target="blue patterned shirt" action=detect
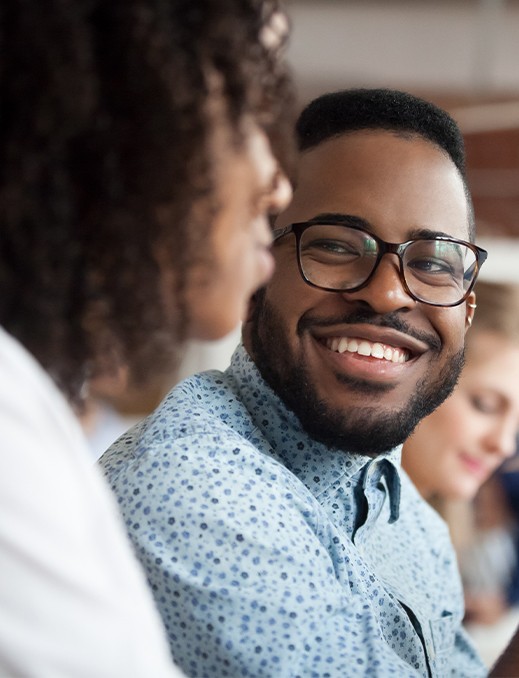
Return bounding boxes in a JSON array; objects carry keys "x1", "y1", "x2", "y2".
[{"x1": 100, "y1": 344, "x2": 486, "y2": 677}]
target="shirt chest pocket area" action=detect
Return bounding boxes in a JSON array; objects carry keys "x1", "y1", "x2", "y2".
[
  {"x1": 422, "y1": 609, "x2": 456, "y2": 674},
  {"x1": 429, "y1": 610, "x2": 455, "y2": 657},
  {"x1": 399, "y1": 601, "x2": 455, "y2": 673}
]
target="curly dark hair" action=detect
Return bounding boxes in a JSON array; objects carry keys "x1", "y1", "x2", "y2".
[{"x1": 0, "y1": 0, "x2": 295, "y2": 403}]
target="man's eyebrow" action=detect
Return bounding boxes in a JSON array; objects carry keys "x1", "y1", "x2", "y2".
[
  {"x1": 407, "y1": 227, "x2": 466, "y2": 240},
  {"x1": 308, "y1": 212, "x2": 372, "y2": 230}
]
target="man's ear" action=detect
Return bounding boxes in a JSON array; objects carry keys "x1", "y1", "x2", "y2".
[{"x1": 465, "y1": 291, "x2": 477, "y2": 332}]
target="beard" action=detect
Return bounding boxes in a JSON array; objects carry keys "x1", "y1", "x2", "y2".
[{"x1": 249, "y1": 290, "x2": 465, "y2": 456}]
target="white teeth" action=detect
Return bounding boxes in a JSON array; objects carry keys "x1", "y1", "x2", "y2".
[
  {"x1": 372, "y1": 343, "x2": 384, "y2": 359},
  {"x1": 357, "y1": 341, "x2": 372, "y2": 356},
  {"x1": 347, "y1": 339, "x2": 358, "y2": 353},
  {"x1": 323, "y1": 336, "x2": 409, "y2": 363},
  {"x1": 337, "y1": 337, "x2": 349, "y2": 354}
]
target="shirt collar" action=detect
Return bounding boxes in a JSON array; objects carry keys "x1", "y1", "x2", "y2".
[{"x1": 227, "y1": 343, "x2": 402, "y2": 520}]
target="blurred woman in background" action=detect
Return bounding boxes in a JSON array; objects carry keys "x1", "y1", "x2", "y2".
[{"x1": 403, "y1": 281, "x2": 519, "y2": 636}]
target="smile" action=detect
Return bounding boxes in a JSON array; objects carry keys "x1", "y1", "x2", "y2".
[{"x1": 322, "y1": 336, "x2": 410, "y2": 363}]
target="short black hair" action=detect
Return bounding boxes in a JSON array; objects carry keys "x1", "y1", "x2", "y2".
[
  {"x1": 296, "y1": 88, "x2": 474, "y2": 239},
  {"x1": 297, "y1": 88, "x2": 465, "y2": 173}
]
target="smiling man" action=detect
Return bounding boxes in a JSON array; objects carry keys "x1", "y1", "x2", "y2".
[
  {"x1": 101, "y1": 89, "x2": 490, "y2": 676},
  {"x1": 249, "y1": 110, "x2": 480, "y2": 456}
]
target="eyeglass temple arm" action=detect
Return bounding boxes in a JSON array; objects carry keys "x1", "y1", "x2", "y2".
[
  {"x1": 477, "y1": 247, "x2": 488, "y2": 265},
  {"x1": 463, "y1": 246, "x2": 488, "y2": 282},
  {"x1": 272, "y1": 225, "x2": 294, "y2": 241}
]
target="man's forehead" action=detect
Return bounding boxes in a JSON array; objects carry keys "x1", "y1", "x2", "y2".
[
  {"x1": 295, "y1": 129, "x2": 456, "y2": 179},
  {"x1": 277, "y1": 130, "x2": 470, "y2": 241}
]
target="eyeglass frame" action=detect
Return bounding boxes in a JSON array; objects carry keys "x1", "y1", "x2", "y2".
[{"x1": 272, "y1": 219, "x2": 488, "y2": 308}]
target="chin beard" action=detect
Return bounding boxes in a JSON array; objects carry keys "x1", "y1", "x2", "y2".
[{"x1": 249, "y1": 292, "x2": 465, "y2": 456}]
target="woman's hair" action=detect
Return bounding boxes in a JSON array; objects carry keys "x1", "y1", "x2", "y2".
[
  {"x1": 470, "y1": 281, "x2": 519, "y2": 345},
  {"x1": 0, "y1": 0, "x2": 295, "y2": 403}
]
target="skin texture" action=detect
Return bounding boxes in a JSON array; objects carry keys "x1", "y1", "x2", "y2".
[
  {"x1": 244, "y1": 130, "x2": 476, "y2": 455},
  {"x1": 403, "y1": 330, "x2": 519, "y2": 500},
  {"x1": 185, "y1": 122, "x2": 292, "y2": 340}
]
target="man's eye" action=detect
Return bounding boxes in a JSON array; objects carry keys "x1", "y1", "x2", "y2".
[
  {"x1": 408, "y1": 257, "x2": 454, "y2": 273},
  {"x1": 305, "y1": 239, "x2": 359, "y2": 255}
]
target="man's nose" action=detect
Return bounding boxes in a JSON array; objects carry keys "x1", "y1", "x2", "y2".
[{"x1": 341, "y1": 253, "x2": 416, "y2": 314}]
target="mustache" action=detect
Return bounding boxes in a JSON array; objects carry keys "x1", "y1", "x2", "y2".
[{"x1": 297, "y1": 308, "x2": 442, "y2": 352}]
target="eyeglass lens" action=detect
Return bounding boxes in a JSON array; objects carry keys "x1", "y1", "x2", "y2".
[{"x1": 299, "y1": 224, "x2": 478, "y2": 305}]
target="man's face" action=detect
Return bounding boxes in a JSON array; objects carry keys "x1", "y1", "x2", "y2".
[{"x1": 244, "y1": 130, "x2": 476, "y2": 455}]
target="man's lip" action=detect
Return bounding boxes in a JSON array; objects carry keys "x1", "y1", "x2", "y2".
[{"x1": 312, "y1": 324, "x2": 431, "y2": 357}]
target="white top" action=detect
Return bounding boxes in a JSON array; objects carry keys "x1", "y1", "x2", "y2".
[{"x1": 0, "y1": 327, "x2": 184, "y2": 678}]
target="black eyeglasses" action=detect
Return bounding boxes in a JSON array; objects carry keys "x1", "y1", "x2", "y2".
[{"x1": 273, "y1": 220, "x2": 488, "y2": 307}]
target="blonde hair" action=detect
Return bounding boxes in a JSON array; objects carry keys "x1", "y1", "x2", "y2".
[{"x1": 470, "y1": 281, "x2": 519, "y2": 345}]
